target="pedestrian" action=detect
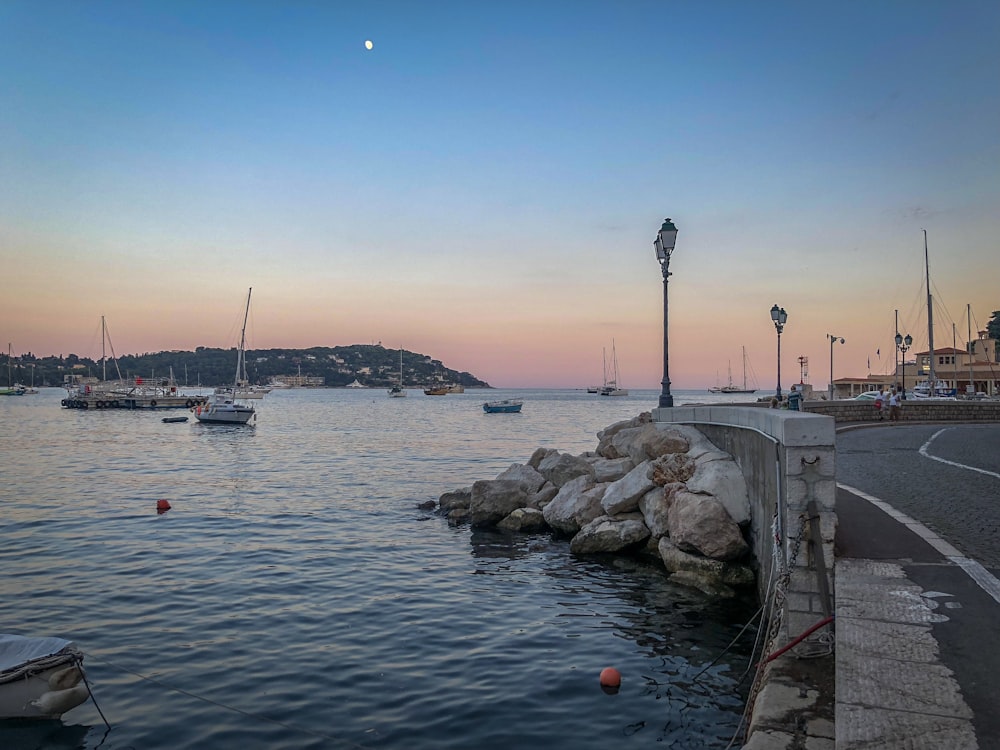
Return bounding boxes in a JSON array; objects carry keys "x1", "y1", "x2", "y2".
[
  {"x1": 787, "y1": 384, "x2": 802, "y2": 411},
  {"x1": 888, "y1": 388, "x2": 901, "y2": 423},
  {"x1": 874, "y1": 389, "x2": 884, "y2": 420}
]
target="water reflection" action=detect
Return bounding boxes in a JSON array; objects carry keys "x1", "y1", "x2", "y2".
[
  {"x1": 0, "y1": 719, "x2": 93, "y2": 750},
  {"x1": 465, "y1": 524, "x2": 757, "y2": 748}
]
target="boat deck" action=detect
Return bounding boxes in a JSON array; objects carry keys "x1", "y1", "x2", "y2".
[{"x1": 60, "y1": 394, "x2": 206, "y2": 410}]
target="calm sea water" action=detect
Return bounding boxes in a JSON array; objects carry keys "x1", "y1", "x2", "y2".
[{"x1": 1, "y1": 387, "x2": 760, "y2": 750}]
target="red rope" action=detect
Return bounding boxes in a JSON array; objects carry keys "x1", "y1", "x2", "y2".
[{"x1": 763, "y1": 615, "x2": 834, "y2": 664}]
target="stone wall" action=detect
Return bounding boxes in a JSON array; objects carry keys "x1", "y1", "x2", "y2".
[{"x1": 801, "y1": 399, "x2": 1000, "y2": 423}]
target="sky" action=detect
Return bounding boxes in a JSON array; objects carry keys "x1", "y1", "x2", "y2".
[{"x1": 2, "y1": 1, "x2": 998, "y2": 389}]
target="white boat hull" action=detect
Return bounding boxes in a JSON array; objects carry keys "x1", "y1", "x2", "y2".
[
  {"x1": 0, "y1": 636, "x2": 90, "y2": 719},
  {"x1": 194, "y1": 401, "x2": 255, "y2": 424}
]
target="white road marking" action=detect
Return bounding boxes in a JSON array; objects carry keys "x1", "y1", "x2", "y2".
[
  {"x1": 839, "y1": 482, "x2": 1000, "y2": 605},
  {"x1": 920, "y1": 428, "x2": 1000, "y2": 479}
]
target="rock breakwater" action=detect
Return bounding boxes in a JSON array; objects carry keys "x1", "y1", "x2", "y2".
[{"x1": 437, "y1": 413, "x2": 757, "y2": 597}]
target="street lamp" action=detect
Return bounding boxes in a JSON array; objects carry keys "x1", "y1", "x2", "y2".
[
  {"x1": 895, "y1": 332, "x2": 912, "y2": 399},
  {"x1": 827, "y1": 335, "x2": 845, "y2": 400},
  {"x1": 653, "y1": 218, "x2": 678, "y2": 408},
  {"x1": 770, "y1": 304, "x2": 788, "y2": 399}
]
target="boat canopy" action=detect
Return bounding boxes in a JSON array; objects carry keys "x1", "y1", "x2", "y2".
[{"x1": 0, "y1": 635, "x2": 74, "y2": 674}]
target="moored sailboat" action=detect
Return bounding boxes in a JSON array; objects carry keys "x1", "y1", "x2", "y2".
[
  {"x1": 708, "y1": 347, "x2": 757, "y2": 394},
  {"x1": 194, "y1": 288, "x2": 257, "y2": 425},
  {"x1": 599, "y1": 340, "x2": 628, "y2": 396},
  {"x1": 1, "y1": 344, "x2": 25, "y2": 396},
  {"x1": 388, "y1": 347, "x2": 406, "y2": 397}
]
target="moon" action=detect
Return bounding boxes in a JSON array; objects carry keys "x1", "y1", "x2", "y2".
[{"x1": 364, "y1": 40, "x2": 373, "y2": 50}]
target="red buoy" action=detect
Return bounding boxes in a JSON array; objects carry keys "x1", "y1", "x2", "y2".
[
  {"x1": 156, "y1": 499, "x2": 171, "y2": 513},
  {"x1": 599, "y1": 667, "x2": 621, "y2": 688}
]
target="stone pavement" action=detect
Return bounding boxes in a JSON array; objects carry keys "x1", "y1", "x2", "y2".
[
  {"x1": 833, "y1": 484, "x2": 998, "y2": 749},
  {"x1": 745, "y1": 480, "x2": 999, "y2": 749}
]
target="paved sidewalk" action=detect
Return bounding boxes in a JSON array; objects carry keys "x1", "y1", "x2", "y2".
[{"x1": 834, "y1": 485, "x2": 1000, "y2": 749}]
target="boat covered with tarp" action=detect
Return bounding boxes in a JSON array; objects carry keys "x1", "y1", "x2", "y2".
[{"x1": 0, "y1": 634, "x2": 91, "y2": 719}]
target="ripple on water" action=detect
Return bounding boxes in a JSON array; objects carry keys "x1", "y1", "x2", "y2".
[{"x1": 1, "y1": 389, "x2": 756, "y2": 750}]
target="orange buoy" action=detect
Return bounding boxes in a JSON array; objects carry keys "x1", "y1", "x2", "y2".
[
  {"x1": 599, "y1": 667, "x2": 621, "y2": 689},
  {"x1": 156, "y1": 499, "x2": 171, "y2": 513}
]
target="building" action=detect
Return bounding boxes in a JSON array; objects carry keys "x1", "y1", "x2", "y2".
[
  {"x1": 904, "y1": 334, "x2": 999, "y2": 396},
  {"x1": 830, "y1": 335, "x2": 999, "y2": 399}
]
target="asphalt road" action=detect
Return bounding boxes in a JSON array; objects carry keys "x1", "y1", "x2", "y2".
[
  {"x1": 836, "y1": 423, "x2": 1000, "y2": 569},
  {"x1": 836, "y1": 423, "x2": 1000, "y2": 747}
]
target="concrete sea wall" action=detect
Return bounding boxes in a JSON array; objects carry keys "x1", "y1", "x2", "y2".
[{"x1": 653, "y1": 405, "x2": 837, "y2": 749}]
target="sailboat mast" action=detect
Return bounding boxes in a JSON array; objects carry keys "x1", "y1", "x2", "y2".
[
  {"x1": 742, "y1": 346, "x2": 748, "y2": 390},
  {"x1": 235, "y1": 288, "x2": 252, "y2": 388},
  {"x1": 924, "y1": 230, "x2": 935, "y2": 388},
  {"x1": 968, "y1": 303, "x2": 975, "y2": 394},
  {"x1": 612, "y1": 339, "x2": 620, "y2": 386},
  {"x1": 101, "y1": 316, "x2": 106, "y2": 382}
]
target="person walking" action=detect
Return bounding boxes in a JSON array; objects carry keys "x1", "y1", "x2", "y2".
[
  {"x1": 888, "y1": 388, "x2": 901, "y2": 423},
  {"x1": 874, "y1": 389, "x2": 884, "y2": 420},
  {"x1": 787, "y1": 384, "x2": 802, "y2": 411}
]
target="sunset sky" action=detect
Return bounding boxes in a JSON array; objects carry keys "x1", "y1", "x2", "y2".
[{"x1": 2, "y1": 1, "x2": 998, "y2": 389}]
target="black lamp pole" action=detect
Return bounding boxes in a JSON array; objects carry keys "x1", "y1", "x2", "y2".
[
  {"x1": 770, "y1": 304, "x2": 787, "y2": 400},
  {"x1": 654, "y1": 219, "x2": 678, "y2": 409},
  {"x1": 895, "y1": 333, "x2": 912, "y2": 399},
  {"x1": 827, "y1": 334, "x2": 845, "y2": 400}
]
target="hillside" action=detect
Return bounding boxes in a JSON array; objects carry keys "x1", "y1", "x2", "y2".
[{"x1": 4, "y1": 344, "x2": 492, "y2": 389}]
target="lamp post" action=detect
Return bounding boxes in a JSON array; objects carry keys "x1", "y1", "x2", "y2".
[
  {"x1": 770, "y1": 304, "x2": 788, "y2": 400},
  {"x1": 827, "y1": 334, "x2": 845, "y2": 400},
  {"x1": 895, "y1": 333, "x2": 912, "y2": 399},
  {"x1": 653, "y1": 218, "x2": 678, "y2": 408}
]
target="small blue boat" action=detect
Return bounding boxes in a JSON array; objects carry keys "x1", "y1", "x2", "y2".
[{"x1": 483, "y1": 399, "x2": 523, "y2": 414}]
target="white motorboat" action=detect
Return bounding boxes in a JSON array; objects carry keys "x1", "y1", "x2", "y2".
[
  {"x1": 234, "y1": 384, "x2": 269, "y2": 399},
  {"x1": 195, "y1": 289, "x2": 257, "y2": 425},
  {"x1": 910, "y1": 379, "x2": 957, "y2": 399},
  {"x1": 0, "y1": 634, "x2": 91, "y2": 719}
]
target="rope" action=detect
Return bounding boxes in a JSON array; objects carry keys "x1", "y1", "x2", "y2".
[
  {"x1": 75, "y1": 656, "x2": 111, "y2": 730},
  {"x1": 690, "y1": 602, "x2": 766, "y2": 684},
  {"x1": 762, "y1": 615, "x2": 835, "y2": 664},
  {"x1": 725, "y1": 509, "x2": 806, "y2": 749},
  {"x1": 83, "y1": 652, "x2": 372, "y2": 750}
]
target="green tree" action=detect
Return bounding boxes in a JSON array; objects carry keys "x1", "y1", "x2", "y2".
[{"x1": 988, "y1": 311, "x2": 1000, "y2": 341}]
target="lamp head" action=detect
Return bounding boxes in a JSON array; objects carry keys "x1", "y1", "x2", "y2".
[
  {"x1": 654, "y1": 218, "x2": 678, "y2": 262},
  {"x1": 770, "y1": 304, "x2": 780, "y2": 322},
  {"x1": 895, "y1": 333, "x2": 902, "y2": 346},
  {"x1": 904, "y1": 334, "x2": 912, "y2": 346}
]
